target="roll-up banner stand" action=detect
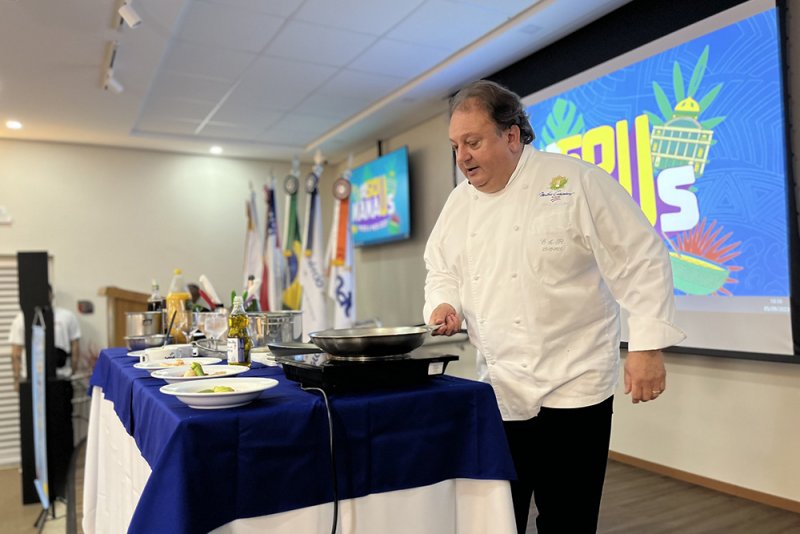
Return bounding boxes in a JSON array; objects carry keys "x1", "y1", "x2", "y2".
[{"x1": 31, "y1": 308, "x2": 50, "y2": 512}]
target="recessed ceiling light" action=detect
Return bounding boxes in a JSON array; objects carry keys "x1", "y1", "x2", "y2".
[
  {"x1": 209, "y1": 146, "x2": 223, "y2": 155},
  {"x1": 5, "y1": 120, "x2": 23, "y2": 130}
]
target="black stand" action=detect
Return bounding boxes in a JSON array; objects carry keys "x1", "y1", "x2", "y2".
[
  {"x1": 33, "y1": 496, "x2": 66, "y2": 533},
  {"x1": 16, "y1": 252, "x2": 74, "y2": 509}
]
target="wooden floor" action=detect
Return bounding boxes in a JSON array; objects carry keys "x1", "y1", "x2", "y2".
[
  {"x1": 526, "y1": 460, "x2": 800, "y2": 533},
  {"x1": 1, "y1": 456, "x2": 798, "y2": 532}
]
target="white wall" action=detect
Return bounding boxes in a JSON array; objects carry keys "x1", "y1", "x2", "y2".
[
  {"x1": 613, "y1": 350, "x2": 800, "y2": 502},
  {"x1": 0, "y1": 140, "x2": 310, "y2": 352}
]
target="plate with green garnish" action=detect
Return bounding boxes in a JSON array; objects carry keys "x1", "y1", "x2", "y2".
[{"x1": 159, "y1": 377, "x2": 278, "y2": 409}]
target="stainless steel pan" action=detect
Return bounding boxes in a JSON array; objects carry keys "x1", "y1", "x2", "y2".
[{"x1": 308, "y1": 326, "x2": 438, "y2": 357}]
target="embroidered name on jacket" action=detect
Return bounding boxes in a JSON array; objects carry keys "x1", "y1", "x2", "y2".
[{"x1": 538, "y1": 190, "x2": 574, "y2": 202}]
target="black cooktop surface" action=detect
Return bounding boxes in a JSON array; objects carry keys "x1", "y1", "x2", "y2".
[{"x1": 276, "y1": 352, "x2": 459, "y2": 392}]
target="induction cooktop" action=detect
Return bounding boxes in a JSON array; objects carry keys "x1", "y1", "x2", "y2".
[{"x1": 277, "y1": 352, "x2": 459, "y2": 392}]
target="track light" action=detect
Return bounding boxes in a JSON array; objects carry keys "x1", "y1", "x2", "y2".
[
  {"x1": 118, "y1": 2, "x2": 141, "y2": 28},
  {"x1": 104, "y1": 71, "x2": 124, "y2": 94},
  {"x1": 101, "y1": 41, "x2": 124, "y2": 94}
]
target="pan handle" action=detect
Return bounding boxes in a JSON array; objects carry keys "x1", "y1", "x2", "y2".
[{"x1": 417, "y1": 323, "x2": 468, "y2": 335}]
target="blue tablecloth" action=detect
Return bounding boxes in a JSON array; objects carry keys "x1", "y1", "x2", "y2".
[{"x1": 90, "y1": 348, "x2": 516, "y2": 534}]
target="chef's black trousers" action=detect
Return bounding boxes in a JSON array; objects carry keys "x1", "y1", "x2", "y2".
[{"x1": 503, "y1": 395, "x2": 613, "y2": 534}]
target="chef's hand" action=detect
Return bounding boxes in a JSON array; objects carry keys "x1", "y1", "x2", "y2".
[
  {"x1": 624, "y1": 350, "x2": 666, "y2": 403},
  {"x1": 429, "y1": 304, "x2": 461, "y2": 336}
]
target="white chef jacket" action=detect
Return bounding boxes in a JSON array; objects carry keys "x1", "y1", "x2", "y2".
[{"x1": 424, "y1": 145, "x2": 685, "y2": 421}]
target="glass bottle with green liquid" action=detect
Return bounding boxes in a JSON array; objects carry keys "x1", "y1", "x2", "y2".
[{"x1": 226, "y1": 296, "x2": 251, "y2": 367}]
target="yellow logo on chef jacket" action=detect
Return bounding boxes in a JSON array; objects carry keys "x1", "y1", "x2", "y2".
[{"x1": 549, "y1": 176, "x2": 568, "y2": 190}]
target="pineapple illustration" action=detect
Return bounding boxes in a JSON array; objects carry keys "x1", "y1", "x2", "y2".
[{"x1": 647, "y1": 45, "x2": 726, "y2": 178}]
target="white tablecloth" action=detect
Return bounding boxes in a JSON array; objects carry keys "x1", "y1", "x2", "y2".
[{"x1": 83, "y1": 387, "x2": 516, "y2": 534}]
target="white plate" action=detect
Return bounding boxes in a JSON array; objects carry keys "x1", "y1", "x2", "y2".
[
  {"x1": 128, "y1": 350, "x2": 147, "y2": 358},
  {"x1": 159, "y1": 377, "x2": 279, "y2": 409},
  {"x1": 134, "y1": 357, "x2": 221, "y2": 370},
  {"x1": 151, "y1": 364, "x2": 249, "y2": 384}
]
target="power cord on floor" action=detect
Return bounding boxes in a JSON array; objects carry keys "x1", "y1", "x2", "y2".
[{"x1": 302, "y1": 386, "x2": 338, "y2": 534}]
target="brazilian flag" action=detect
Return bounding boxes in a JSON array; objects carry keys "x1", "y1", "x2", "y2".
[{"x1": 282, "y1": 183, "x2": 303, "y2": 310}]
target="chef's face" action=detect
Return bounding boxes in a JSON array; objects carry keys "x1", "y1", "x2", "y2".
[{"x1": 449, "y1": 100, "x2": 522, "y2": 193}]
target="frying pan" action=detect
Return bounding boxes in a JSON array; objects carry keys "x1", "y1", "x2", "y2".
[{"x1": 307, "y1": 325, "x2": 440, "y2": 357}]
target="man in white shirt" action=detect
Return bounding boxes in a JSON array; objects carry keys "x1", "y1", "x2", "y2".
[
  {"x1": 8, "y1": 285, "x2": 81, "y2": 389},
  {"x1": 424, "y1": 80, "x2": 685, "y2": 533}
]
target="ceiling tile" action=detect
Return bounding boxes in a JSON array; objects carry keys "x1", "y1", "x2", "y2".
[
  {"x1": 257, "y1": 128, "x2": 316, "y2": 146},
  {"x1": 162, "y1": 42, "x2": 256, "y2": 81},
  {"x1": 270, "y1": 113, "x2": 342, "y2": 134},
  {"x1": 135, "y1": 116, "x2": 203, "y2": 136},
  {"x1": 199, "y1": 120, "x2": 272, "y2": 140},
  {"x1": 265, "y1": 20, "x2": 376, "y2": 68},
  {"x1": 137, "y1": 97, "x2": 217, "y2": 122},
  {"x1": 387, "y1": 0, "x2": 509, "y2": 51},
  {"x1": 319, "y1": 69, "x2": 406, "y2": 100},
  {"x1": 348, "y1": 39, "x2": 450, "y2": 78},
  {"x1": 230, "y1": 56, "x2": 337, "y2": 110},
  {"x1": 300, "y1": 93, "x2": 370, "y2": 119},
  {"x1": 451, "y1": 0, "x2": 539, "y2": 18},
  {"x1": 178, "y1": 1, "x2": 286, "y2": 52},
  {"x1": 200, "y1": 0, "x2": 305, "y2": 18},
  {"x1": 211, "y1": 102, "x2": 284, "y2": 127},
  {"x1": 293, "y1": 0, "x2": 426, "y2": 35},
  {"x1": 148, "y1": 71, "x2": 233, "y2": 102}
]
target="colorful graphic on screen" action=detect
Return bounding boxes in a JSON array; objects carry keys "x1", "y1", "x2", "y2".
[
  {"x1": 526, "y1": 7, "x2": 788, "y2": 298},
  {"x1": 350, "y1": 146, "x2": 411, "y2": 246}
]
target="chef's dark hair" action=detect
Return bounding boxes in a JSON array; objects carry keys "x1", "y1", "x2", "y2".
[{"x1": 449, "y1": 80, "x2": 535, "y2": 145}]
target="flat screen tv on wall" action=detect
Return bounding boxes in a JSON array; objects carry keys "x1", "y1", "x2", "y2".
[{"x1": 350, "y1": 146, "x2": 411, "y2": 247}]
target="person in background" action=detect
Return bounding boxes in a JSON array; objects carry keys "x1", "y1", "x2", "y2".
[
  {"x1": 8, "y1": 284, "x2": 81, "y2": 390},
  {"x1": 424, "y1": 80, "x2": 685, "y2": 533}
]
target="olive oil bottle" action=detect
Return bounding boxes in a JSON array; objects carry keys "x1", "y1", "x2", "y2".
[{"x1": 226, "y1": 296, "x2": 252, "y2": 367}]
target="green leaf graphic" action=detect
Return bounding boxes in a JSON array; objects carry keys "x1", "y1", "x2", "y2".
[
  {"x1": 698, "y1": 83, "x2": 723, "y2": 111},
  {"x1": 644, "y1": 111, "x2": 664, "y2": 126},
  {"x1": 541, "y1": 99, "x2": 585, "y2": 144},
  {"x1": 687, "y1": 46, "x2": 709, "y2": 97},
  {"x1": 701, "y1": 116, "x2": 726, "y2": 129},
  {"x1": 653, "y1": 82, "x2": 673, "y2": 122},
  {"x1": 672, "y1": 61, "x2": 685, "y2": 102}
]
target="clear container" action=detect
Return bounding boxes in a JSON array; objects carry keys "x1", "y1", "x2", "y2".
[{"x1": 166, "y1": 268, "x2": 192, "y2": 343}]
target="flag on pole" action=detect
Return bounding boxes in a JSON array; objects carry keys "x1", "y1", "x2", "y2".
[
  {"x1": 327, "y1": 167, "x2": 356, "y2": 328},
  {"x1": 260, "y1": 176, "x2": 283, "y2": 311},
  {"x1": 243, "y1": 184, "x2": 263, "y2": 292},
  {"x1": 282, "y1": 169, "x2": 303, "y2": 310},
  {"x1": 300, "y1": 162, "x2": 329, "y2": 339}
]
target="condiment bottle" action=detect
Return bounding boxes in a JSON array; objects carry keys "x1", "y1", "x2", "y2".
[
  {"x1": 227, "y1": 296, "x2": 252, "y2": 367},
  {"x1": 146, "y1": 279, "x2": 166, "y2": 312},
  {"x1": 166, "y1": 268, "x2": 192, "y2": 343}
]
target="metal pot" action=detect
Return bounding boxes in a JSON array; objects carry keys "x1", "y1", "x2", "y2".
[
  {"x1": 125, "y1": 311, "x2": 164, "y2": 337},
  {"x1": 247, "y1": 311, "x2": 303, "y2": 347},
  {"x1": 308, "y1": 326, "x2": 433, "y2": 357}
]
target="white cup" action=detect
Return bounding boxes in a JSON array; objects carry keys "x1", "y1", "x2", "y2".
[{"x1": 143, "y1": 343, "x2": 194, "y2": 362}]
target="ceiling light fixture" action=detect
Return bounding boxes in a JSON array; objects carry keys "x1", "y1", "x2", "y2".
[
  {"x1": 105, "y1": 73, "x2": 124, "y2": 94},
  {"x1": 209, "y1": 146, "x2": 223, "y2": 155},
  {"x1": 101, "y1": 41, "x2": 124, "y2": 94},
  {"x1": 118, "y1": 1, "x2": 141, "y2": 28},
  {"x1": 5, "y1": 120, "x2": 23, "y2": 130}
]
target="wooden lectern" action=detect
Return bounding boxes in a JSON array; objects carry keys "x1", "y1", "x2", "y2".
[{"x1": 98, "y1": 286, "x2": 149, "y2": 348}]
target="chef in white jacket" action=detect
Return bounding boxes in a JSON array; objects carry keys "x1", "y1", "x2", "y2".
[{"x1": 424, "y1": 80, "x2": 685, "y2": 534}]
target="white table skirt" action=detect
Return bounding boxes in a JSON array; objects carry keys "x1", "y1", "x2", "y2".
[{"x1": 83, "y1": 386, "x2": 516, "y2": 534}]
